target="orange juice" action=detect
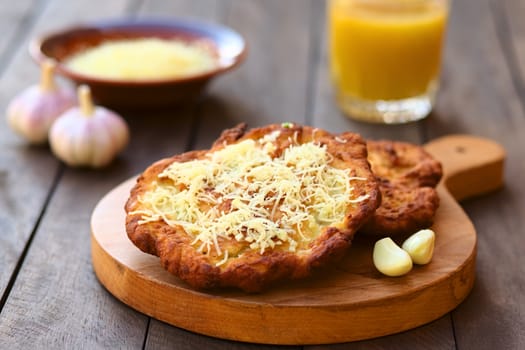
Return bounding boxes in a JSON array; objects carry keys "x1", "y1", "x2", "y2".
[{"x1": 329, "y1": 0, "x2": 449, "y2": 122}]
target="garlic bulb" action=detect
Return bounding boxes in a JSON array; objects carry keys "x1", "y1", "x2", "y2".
[
  {"x1": 49, "y1": 85, "x2": 129, "y2": 168},
  {"x1": 6, "y1": 59, "x2": 76, "y2": 144}
]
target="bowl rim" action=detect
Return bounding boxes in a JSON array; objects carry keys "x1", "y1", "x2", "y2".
[{"x1": 29, "y1": 17, "x2": 248, "y2": 86}]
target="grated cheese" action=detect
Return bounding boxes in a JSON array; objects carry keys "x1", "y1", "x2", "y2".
[
  {"x1": 132, "y1": 134, "x2": 369, "y2": 265},
  {"x1": 65, "y1": 38, "x2": 217, "y2": 81}
]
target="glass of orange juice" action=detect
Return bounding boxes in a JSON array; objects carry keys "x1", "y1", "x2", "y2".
[{"x1": 328, "y1": 0, "x2": 450, "y2": 123}]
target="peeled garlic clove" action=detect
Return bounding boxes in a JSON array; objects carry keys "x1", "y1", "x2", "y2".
[
  {"x1": 373, "y1": 237, "x2": 413, "y2": 277},
  {"x1": 49, "y1": 85, "x2": 129, "y2": 168},
  {"x1": 402, "y1": 229, "x2": 435, "y2": 265},
  {"x1": 6, "y1": 59, "x2": 76, "y2": 144}
]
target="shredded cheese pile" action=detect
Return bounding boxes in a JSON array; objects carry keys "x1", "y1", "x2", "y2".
[
  {"x1": 66, "y1": 38, "x2": 217, "y2": 80},
  {"x1": 132, "y1": 133, "x2": 369, "y2": 264}
]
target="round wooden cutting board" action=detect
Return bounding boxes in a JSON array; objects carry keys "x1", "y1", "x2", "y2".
[{"x1": 91, "y1": 135, "x2": 505, "y2": 345}]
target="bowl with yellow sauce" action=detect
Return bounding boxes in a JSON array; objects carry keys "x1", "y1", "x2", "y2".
[{"x1": 30, "y1": 18, "x2": 247, "y2": 110}]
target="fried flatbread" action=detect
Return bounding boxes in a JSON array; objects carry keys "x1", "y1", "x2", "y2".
[
  {"x1": 125, "y1": 123, "x2": 380, "y2": 292},
  {"x1": 359, "y1": 140, "x2": 443, "y2": 237}
]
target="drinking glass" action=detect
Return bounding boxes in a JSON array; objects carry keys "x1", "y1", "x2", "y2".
[{"x1": 328, "y1": 0, "x2": 450, "y2": 123}]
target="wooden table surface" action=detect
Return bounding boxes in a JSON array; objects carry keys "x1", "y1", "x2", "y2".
[{"x1": 1, "y1": 0, "x2": 524, "y2": 349}]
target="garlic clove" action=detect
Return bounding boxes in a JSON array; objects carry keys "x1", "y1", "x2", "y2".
[
  {"x1": 6, "y1": 59, "x2": 76, "y2": 144},
  {"x1": 373, "y1": 237, "x2": 413, "y2": 277},
  {"x1": 402, "y1": 229, "x2": 435, "y2": 265}
]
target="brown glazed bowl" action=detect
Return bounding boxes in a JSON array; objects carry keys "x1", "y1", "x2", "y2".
[{"x1": 30, "y1": 18, "x2": 247, "y2": 111}]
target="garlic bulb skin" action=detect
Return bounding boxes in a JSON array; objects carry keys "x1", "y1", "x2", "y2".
[
  {"x1": 6, "y1": 60, "x2": 75, "y2": 144},
  {"x1": 49, "y1": 85, "x2": 129, "y2": 168}
]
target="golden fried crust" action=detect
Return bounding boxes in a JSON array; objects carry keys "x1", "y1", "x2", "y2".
[
  {"x1": 359, "y1": 180, "x2": 440, "y2": 237},
  {"x1": 125, "y1": 123, "x2": 381, "y2": 292},
  {"x1": 211, "y1": 122, "x2": 247, "y2": 148},
  {"x1": 366, "y1": 140, "x2": 442, "y2": 187},
  {"x1": 359, "y1": 140, "x2": 443, "y2": 237}
]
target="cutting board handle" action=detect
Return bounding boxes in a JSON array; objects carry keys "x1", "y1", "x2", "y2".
[{"x1": 424, "y1": 135, "x2": 505, "y2": 201}]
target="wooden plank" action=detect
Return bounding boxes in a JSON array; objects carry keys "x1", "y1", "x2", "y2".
[
  {"x1": 145, "y1": 323, "x2": 300, "y2": 350},
  {"x1": 496, "y1": 0, "x2": 525, "y2": 112},
  {"x1": 0, "y1": 0, "x2": 62, "y2": 301},
  {"x1": 0, "y1": 84, "x2": 200, "y2": 344},
  {"x1": 138, "y1": 0, "x2": 219, "y2": 18},
  {"x1": 426, "y1": 0, "x2": 525, "y2": 348},
  {"x1": 0, "y1": 170, "x2": 148, "y2": 349},
  {"x1": 220, "y1": 0, "x2": 312, "y2": 123},
  {"x1": 430, "y1": 0, "x2": 524, "y2": 138},
  {"x1": 193, "y1": 0, "x2": 316, "y2": 150},
  {"x1": 308, "y1": 316, "x2": 454, "y2": 350},
  {"x1": 0, "y1": 110, "x2": 197, "y2": 347},
  {"x1": 501, "y1": 0, "x2": 525, "y2": 67},
  {"x1": 0, "y1": 0, "x2": 39, "y2": 72},
  {"x1": 0, "y1": 0, "x2": 190, "y2": 348}
]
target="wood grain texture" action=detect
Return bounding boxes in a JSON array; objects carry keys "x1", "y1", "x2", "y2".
[
  {"x1": 494, "y1": 0, "x2": 525, "y2": 115},
  {"x1": 427, "y1": 0, "x2": 525, "y2": 349},
  {"x1": 138, "y1": 0, "x2": 220, "y2": 18},
  {"x1": 425, "y1": 135, "x2": 506, "y2": 201},
  {"x1": 194, "y1": 0, "x2": 316, "y2": 152},
  {"x1": 146, "y1": 320, "x2": 300, "y2": 350},
  {"x1": 0, "y1": 0, "x2": 40, "y2": 71},
  {"x1": 0, "y1": 171, "x2": 149, "y2": 349},
  {"x1": 0, "y1": 0, "x2": 62, "y2": 301},
  {"x1": 0, "y1": 0, "x2": 523, "y2": 348},
  {"x1": 90, "y1": 135, "x2": 504, "y2": 345},
  {"x1": 0, "y1": 0, "x2": 177, "y2": 348},
  {"x1": 0, "y1": 84, "x2": 198, "y2": 345},
  {"x1": 309, "y1": 316, "x2": 455, "y2": 350}
]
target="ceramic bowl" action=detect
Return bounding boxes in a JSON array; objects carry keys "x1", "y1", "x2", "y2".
[{"x1": 30, "y1": 18, "x2": 247, "y2": 111}]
